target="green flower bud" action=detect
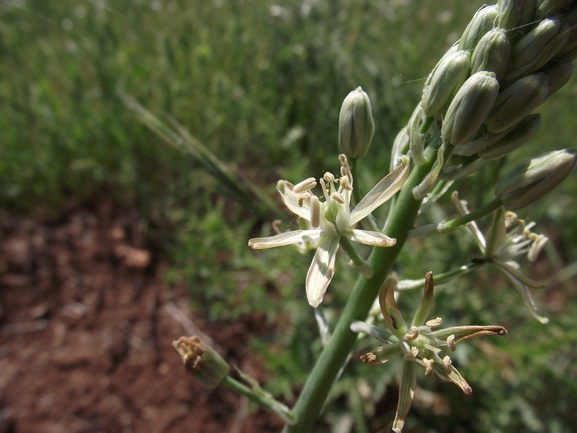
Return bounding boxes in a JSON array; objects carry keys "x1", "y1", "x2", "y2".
[
  {"x1": 495, "y1": 148, "x2": 577, "y2": 210},
  {"x1": 479, "y1": 114, "x2": 542, "y2": 160},
  {"x1": 485, "y1": 73, "x2": 548, "y2": 134},
  {"x1": 506, "y1": 17, "x2": 570, "y2": 83},
  {"x1": 498, "y1": 0, "x2": 535, "y2": 29},
  {"x1": 535, "y1": 0, "x2": 574, "y2": 20},
  {"x1": 338, "y1": 87, "x2": 375, "y2": 159},
  {"x1": 441, "y1": 71, "x2": 500, "y2": 146},
  {"x1": 173, "y1": 336, "x2": 229, "y2": 389},
  {"x1": 422, "y1": 50, "x2": 471, "y2": 119},
  {"x1": 452, "y1": 126, "x2": 510, "y2": 156},
  {"x1": 459, "y1": 4, "x2": 499, "y2": 51},
  {"x1": 542, "y1": 60, "x2": 574, "y2": 97},
  {"x1": 471, "y1": 28, "x2": 512, "y2": 82}
]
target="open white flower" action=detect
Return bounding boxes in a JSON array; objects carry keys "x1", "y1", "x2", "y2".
[
  {"x1": 453, "y1": 193, "x2": 549, "y2": 323},
  {"x1": 249, "y1": 154, "x2": 409, "y2": 307}
]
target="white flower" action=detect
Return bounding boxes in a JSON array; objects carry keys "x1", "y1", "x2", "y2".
[
  {"x1": 453, "y1": 194, "x2": 549, "y2": 323},
  {"x1": 249, "y1": 154, "x2": 409, "y2": 307}
]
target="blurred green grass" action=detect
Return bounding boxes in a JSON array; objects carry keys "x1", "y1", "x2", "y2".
[{"x1": 2, "y1": 0, "x2": 577, "y2": 432}]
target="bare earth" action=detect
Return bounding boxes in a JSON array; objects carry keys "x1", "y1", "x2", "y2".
[{"x1": 0, "y1": 203, "x2": 281, "y2": 433}]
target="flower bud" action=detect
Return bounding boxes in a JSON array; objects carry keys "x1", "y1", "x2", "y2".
[
  {"x1": 459, "y1": 4, "x2": 499, "y2": 51},
  {"x1": 485, "y1": 73, "x2": 548, "y2": 134},
  {"x1": 441, "y1": 71, "x2": 500, "y2": 146},
  {"x1": 506, "y1": 17, "x2": 570, "y2": 83},
  {"x1": 422, "y1": 50, "x2": 471, "y2": 119},
  {"x1": 495, "y1": 149, "x2": 577, "y2": 210},
  {"x1": 471, "y1": 28, "x2": 512, "y2": 82},
  {"x1": 338, "y1": 87, "x2": 375, "y2": 159},
  {"x1": 498, "y1": 0, "x2": 535, "y2": 29},
  {"x1": 535, "y1": 0, "x2": 574, "y2": 20},
  {"x1": 173, "y1": 336, "x2": 229, "y2": 389},
  {"x1": 479, "y1": 114, "x2": 542, "y2": 160},
  {"x1": 542, "y1": 60, "x2": 574, "y2": 98}
]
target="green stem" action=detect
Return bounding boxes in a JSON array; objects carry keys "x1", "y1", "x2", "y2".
[
  {"x1": 283, "y1": 150, "x2": 438, "y2": 433},
  {"x1": 339, "y1": 237, "x2": 365, "y2": 267},
  {"x1": 397, "y1": 262, "x2": 484, "y2": 290},
  {"x1": 222, "y1": 376, "x2": 293, "y2": 424},
  {"x1": 409, "y1": 197, "x2": 502, "y2": 239}
]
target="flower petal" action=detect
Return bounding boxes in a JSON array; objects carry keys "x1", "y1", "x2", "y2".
[
  {"x1": 432, "y1": 325, "x2": 507, "y2": 343},
  {"x1": 277, "y1": 180, "x2": 311, "y2": 221},
  {"x1": 411, "y1": 272, "x2": 434, "y2": 327},
  {"x1": 497, "y1": 265, "x2": 549, "y2": 323},
  {"x1": 431, "y1": 363, "x2": 472, "y2": 395},
  {"x1": 348, "y1": 229, "x2": 397, "y2": 247},
  {"x1": 379, "y1": 278, "x2": 407, "y2": 337},
  {"x1": 306, "y1": 237, "x2": 340, "y2": 307},
  {"x1": 485, "y1": 207, "x2": 507, "y2": 258},
  {"x1": 248, "y1": 229, "x2": 323, "y2": 249},
  {"x1": 350, "y1": 156, "x2": 409, "y2": 225},
  {"x1": 451, "y1": 191, "x2": 486, "y2": 252},
  {"x1": 392, "y1": 361, "x2": 417, "y2": 433},
  {"x1": 494, "y1": 259, "x2": 546, "y2": 289}
]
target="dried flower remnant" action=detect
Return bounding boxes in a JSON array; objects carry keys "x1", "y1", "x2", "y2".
[{"x1": 358, "y1": 274, "x2": 506, "y2": 432}]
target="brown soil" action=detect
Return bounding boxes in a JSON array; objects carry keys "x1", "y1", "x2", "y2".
[{"x1": 0, "y1": 203, "x2": 282, "y2": 433}]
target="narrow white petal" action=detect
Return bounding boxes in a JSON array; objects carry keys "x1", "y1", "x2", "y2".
[
  {"x1": 306, "y1": 237, "x2": 340, "y2": 307},
  {"x1": 350, "y1": 156, "x2": 409, "y2": 225},
  {"x1": 277, "y1": 180, "x2": 311, "y2": 221},
  {"x1": 348, "y1": 229, "x2": 397, "y2": 247},
  {"x1": 494, "y1": 259, "x2": 546, "y2": 289},
  {"x1": 451, "y1": 192, "x2": 486, "y2": 252},
  {"x1": 248, "y1": 229, "x2": 323, "y2": 249},
  {"x1": 486, "y1": 208, "x2": 507, "y2": 258},
  {"x1": 498, "y1": 266, "x2": 549, "y2": 324}
]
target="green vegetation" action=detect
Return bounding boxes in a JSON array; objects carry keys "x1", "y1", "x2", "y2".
[{"x1": 2, "y1": 0, "x2": 577, "y2": 431}]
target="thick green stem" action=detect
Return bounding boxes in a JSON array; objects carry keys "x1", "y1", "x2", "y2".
[{"x1": 283, "y1": 153, "x2": 437, "y2": 433}]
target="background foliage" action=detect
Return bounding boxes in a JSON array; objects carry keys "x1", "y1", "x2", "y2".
[{"x1": 2, "y1": 0, "x2": 577, "y2": 431}]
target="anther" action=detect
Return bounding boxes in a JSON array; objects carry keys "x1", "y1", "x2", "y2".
[
  {"x1": 293, "y1": 177, "x2": 317, "y2": 194},
  {"x1": 331, "y1": 192, "x2": 345, "y2": 204},
  {"x1": 310, "y1": 196, "x2": 321, "y2": 229}
]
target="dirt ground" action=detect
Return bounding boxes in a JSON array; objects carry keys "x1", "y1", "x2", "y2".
[{"x1": 0, "y1": 203, "x2": 282, "y2": 433}]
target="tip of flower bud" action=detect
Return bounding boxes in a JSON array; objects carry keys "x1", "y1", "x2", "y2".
[{"x1": 338, "y1": 87, "x2": 375, "y2": 159}]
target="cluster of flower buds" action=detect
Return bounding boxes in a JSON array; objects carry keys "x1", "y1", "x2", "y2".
[{"x1": 410, "y1": 0, "x2": 577, "y2": 197}]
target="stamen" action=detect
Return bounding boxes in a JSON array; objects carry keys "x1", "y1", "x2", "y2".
[
  {"x1": 425, "y1": 317, "x2": 443, "y2": 328},
  {"x1": 272, "y1": 220, "x2": 282, "y2": 234},
  {"x1": 331, "y1": 192, "x2": 345, "y2": 204},
  {"x1": 443, "y1": 355, "x2": 452, "y2": 374},
  {"x1": 340, "y1": 175, "x2": 353, "y2": 191},
  {"x1": 323, "y1": 172, "x2": 335, "y2": 183},
  {"x1": 310, "y1": 196, "x2": 321, "y2": 229},
  {"x1": 405, "y1": 326, "x2": 419, "y2": 340},
  {"x1": 447, "y1": 334, "x2": 456, "y2": 351},
  {"x1": 423, "y1": 358, "x2": 434, "y2": 375},
  {"x1": 360, "y1": 352, "x2": 377, "y2": 365},
  {"x1": 403, "y1": 346, "x2": 419, "y2": 360},
  {"x1": 298, "y1": 192, "x2": 311, "y2": 207},
  {"x1": 293, "y1": 177, "x2": 317, "y2": 194}
]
